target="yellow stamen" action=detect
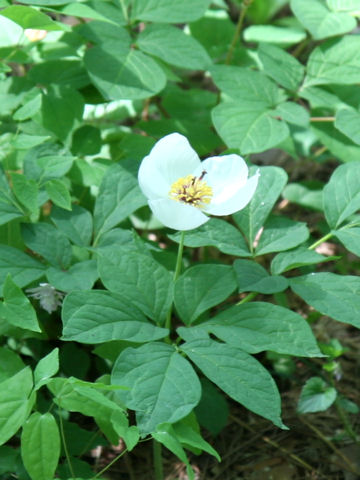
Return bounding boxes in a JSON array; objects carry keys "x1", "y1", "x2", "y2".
[{"x1": 169, "y1": 173, "x2": 213, "y2": 208}]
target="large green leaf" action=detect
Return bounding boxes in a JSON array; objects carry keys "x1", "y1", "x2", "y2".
[
  {"x1": 181, "y1": 339, "x2": 285, "y2": 428},
  {"x1": 21, "y1": 412, "x2": 60, "y2": 480},
  {"x1": 84, "y1": 44, "x2": 166, "y2": 101},
  {"x1": 304, "y1": 36, "x2": 360, "y2": 87},
  {"x1": 62, "y1": 290, "x2": 168, "y2": 343},
  {"x1": 0, "y1": 275, "x2": 41, "y2": 332},
  {"x1": 0, "y1": 368, "x2": 34, "y2": 446},
  {"x1": 258, "y1": 43, "x2": 304, "y2": 91},
  {"x1": 34, "y1": 348, "x2": 59, "y2": 390},
  {"x1": 290, "y1": 0, "x2": 356, "y2": 39},
  {"x1": 111, "y1": 343, "x2": 201, "y2": 433},
  {"x1": 0, "y1": 245, "x2": 45, "y2": 296},
  {"x1": 50, "y1": 205, "x2": 93, "y2": 247},
  {"x1": 168, "y1": 218, "x2": 251, "y2": 257},
  {"x1": 334, "y1": 227, "x2": 360, "y2": 257},
  {"x1": 327, "y1": 0, "x2": 360, "y2": 11},
  {"x1": 98, "y1": 247, "x2": 173, "y2": 323},
  {"x1": 0, "y1": 348, "x2": 25, "y2": 383},
  {"x1": 137, "y1": 24, "x2": 211, "y2": 70},
  {"x1": 255, "y1": 216, "x2": 309, "y2": 255},
  {"x1": 174, "y1": 265, "x2": 237, "y2": 325},
  {"x1": 130, "y1": 0, "x2": 211, "y2": 22},
  {"x1": 93, "y1": 164, "x2": 146, "y2": 238},
  {"x1": 199, "y1": 303, "x2": 322, "y2": 356},
  {"x1": 0, "y1": 5, "x2": 64, "y2": 30},
  {"x1": 21, "y1": 222, "x2": 72, "y2": 269},
  {"x1": 233, "y1": 259, "x2": 288, "y2": 294},
  {"x1": 211, "y1": 66, "x2": 289, "y2": 154},
  {"x1": 323, "y1": 161, "x2": 360, "y2": 229},
  {"x1": 10, "y1": 173, "x2": 38, "y2": 215},
  {"x1": 46, "y1": 260, "x2": 98, "y2": 292},
  {"x1": 290, "y1": 273, "x2": 360, "y2": 328},
  {"x1": 45, "y1": 179, "x2": 72, "y2": 211},
  {"x1": 311, "y1": 122, "x2": 360, "y2": 163},
  {"x1": 335, "y1": 108, "x2": 360, "y2": 145},
  {"x1": 271, "y1": 246, "x2": 336, "y2": 275},
  {"x1": 233, "y1": 166, "x2": 288, "y2": 252}
]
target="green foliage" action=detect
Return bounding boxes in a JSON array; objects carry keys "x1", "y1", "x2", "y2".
[{"x1": 0, "y1": 0, "x2": 359, "y2": 477}]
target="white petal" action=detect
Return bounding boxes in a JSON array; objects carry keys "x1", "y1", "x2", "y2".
[
  {"x1": 138, "y1": 133, "x2": 201, "y2": 200},
  {"x1": 148, "y1": 198, "x2": 209, "y2": 231},
  {"x1": 205, "y1": 170, "x2": 260, "y2": 216},
  {"x1": 192, "y1": 154, "x2": 249, "y2": 205}
]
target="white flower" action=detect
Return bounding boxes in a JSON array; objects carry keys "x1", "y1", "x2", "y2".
[
  {"x1": 138, "y1": 133, "x2": 260, "y2": 231},
  {"x1": 26, "y1": 283, "x2": 64, "y2": 314}
]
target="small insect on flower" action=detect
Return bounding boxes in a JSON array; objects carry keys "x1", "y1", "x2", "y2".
[{"x1": 138, "y1": 133, "x2": 259, "y2": 231}]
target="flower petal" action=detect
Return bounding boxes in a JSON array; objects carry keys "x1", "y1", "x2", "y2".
[
  {"x1": 192, "y1": 154, "x2": 249, "y2": 205},
  {"x1": 138, "y1": 133, "x2": 201, "y2": 200},
  {"x1": 148, "y1": 198, "x2": 209, "y2": 231},
  {"x1": 205, "y1": 170, "x2": 260, "y2": 216}
]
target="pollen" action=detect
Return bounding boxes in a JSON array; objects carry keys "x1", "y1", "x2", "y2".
[{"x1": 169, "y1": 172, "x2": 213, "y2": 208}]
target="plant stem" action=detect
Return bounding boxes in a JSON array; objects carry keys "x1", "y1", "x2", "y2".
[
  {"x1": 310, "y1": 117, "x2": 335, "y2": 122},
  {"x1": 91, "y1": 449, "x2": 128, "y2": 479},
  {"x1": 165, "y1": 231, "x2": 185, "y2": 331},
  {"x1": 59, "y1": 411, "x2": 75, "y2": 479},
  {"x1": 153, "y1": 440, "x2": 164, "y2": 480},
  {"x1": 236, "y1": 291, "x2": 258, "y2": 305},
  {"x1": 308, "y1": 232, "x2": 333, "y2": 250},
  {"x1": 225, "y1": 0, "x2": 253, "y2": 65}
]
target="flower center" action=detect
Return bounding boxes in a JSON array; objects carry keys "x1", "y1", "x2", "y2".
[{"x1": 169, "y1": 170, "x2": 213, "y2": 208}]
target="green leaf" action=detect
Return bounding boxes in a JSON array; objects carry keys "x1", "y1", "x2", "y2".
[
  {"x1": 0, "y1": 367, "x2": 34, "y2": 446},
  {"x1": 327, "y1": 0, "x2": 360, "y2": 11},
  {"x1": 93, "y1": 164, "x2": 146, "y2": 238},
  {"x1": 200, "y1": 302, "x2": 322, "y2": 356},
  {"x1": 0, "y1": 245, "x2": 45, "y2": 295},
  {"x1": 71, "y1": 125, "x2": 102, "y2": 156},
  {"x1": 41, "y1": 86, "x2": 84, "y2": 142},
  {"x1": 233, "y1": 259, "x2": 288, "y2": 294},
  {"x1": 137, "y1": 24, "x2": 211, "y2": 70},
  {"x1": 152, "y1": 424, "x2": 194, "y2": 480},
  {"x1": 211, "y1": 67, "x2": 289, "y2": 154},
  {"x1": 290, "y1": 273, "x2": 360, "y2": 328},
  {"x1": 233, "y1": 166, "x2": 288, "y2": 251},
  {"x1": 13, "y1": 94, "x2": 42, "y2": 121},
  {"x1": 45, "y1": 179, "x2": 72, "y2": 211},
  {"x1": 50, "y1": 205, "x2": 93, "y2": 247},
  {"x1": 46, "y1": 260, "x2": 98, "y2": 292},
  {"x1": 84, "y1": 44, "x2": 166, "y2": 101},
  {"x1": 271, "y1": 246, "x2": 335, "y2": 275},
  {"x1": 195, "y1": 378, "x2": 229, "y2": 435},
  {"x1": 34, "y1": 349, "x2": 59, "y2": 390},
  {"x1": 297, "y1": 377, "x2": 337, "y2": 413},
  {"x1": 130, "y1": 0, "x2": 211, "y2": 22},
  {"x1": 59, "y1": 2, "x2": 117, "y2": 23},
  {"x1": 112, "y1": 343, "x2": 201, "y2": 433},
  {"x1": 98, "y1": 247, "x2": 173, "y2": 323},
  {"x1": 290, "y1": 0, "x2": 356, "y2": 39},
  {"x1": 62, "y1": 290, "x2": 168, "y2": 343},
  {"x1": 282, "y1": 183, "x2": 324, "y2": 211},
  {"x1": 181, "y1": 339, "x2": 285, "y2": 428},
  {"x1": 174, "y1": 265, "x2": 237, "y2": 325},
  {"x1": 172, "y1": 419, "x2": 221, "y2": 461},
  {"x1": 304, "y1": 36, "x2": 360, "y2": 87},
  {"x1": 311, "y1": 122, "x2": 360, "y2": 163},
  {"x1": 244, "y1": 25, "x2": 306, "y2": 45},
  {"x1": 258, "y1": 43, "x2": 304, "y2": 91},
  {"x1": 0, "y1": 347, "x2": 25, "y2": 383},
  {"x1": 0, "y1": 5, "x2": 64, "y2": 31},
  {"x1": 21, "y1": 222, "x2": 72, "y2": 269},
  {"x1": 323, "y1": 161, "x2": 360, "y2": 229},
  {"x1": 10, "y1": 173, "x2": 38, "y2": 215},
  {"x1": 12, "y1": 134, "x2": 51, "y2": 150},
  {"x1": 256, "y1": 216, "x2": 309, "y2": 255},
  {"x1": 0, "y1": 275, "x2": 41, "y2": 332},
  {"x1": 335, "y1": 108, "x2": 360, "y2": 145},
  {"x1": 21, "y1": 412, "x2": 60, "y2": 480},
  {"x1": 36, "y1": 156, "x2": 75, "y2": 183},
  {"x1": 111, "y1": 410, "x2": 139, "y2": 451},
  {"x1": 334, "y1": 227, "x2": 360, "y2": 257},
  {"x1": 168, "y1": 218, "x2": 251, "y2": 257},
  {"x1": 274, "y1": 102, "x2": 309, "y2": 127}
]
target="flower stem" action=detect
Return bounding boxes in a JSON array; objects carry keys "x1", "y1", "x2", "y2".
[
  {"x1": 153, "y1": 440, "x2": 164, "y2": 480},
  {"x1": 308, "y1": 232, "x2": 333, "y2": 250},
  {"x1": 165, "y1": 231, "x2": 185, "y2": 332},
  {"x1": 59, "y1": 410, "x2": 75, "y2": 479},
  {"x1": 236, "y1": 291, "x2": 258, "y2": 305},
  {"x1": 91, "y1": 449, "x2": 128, "y2": 479},
  {"x1": 225, "y1": 0, "x2": 253, "y2": 65}
]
